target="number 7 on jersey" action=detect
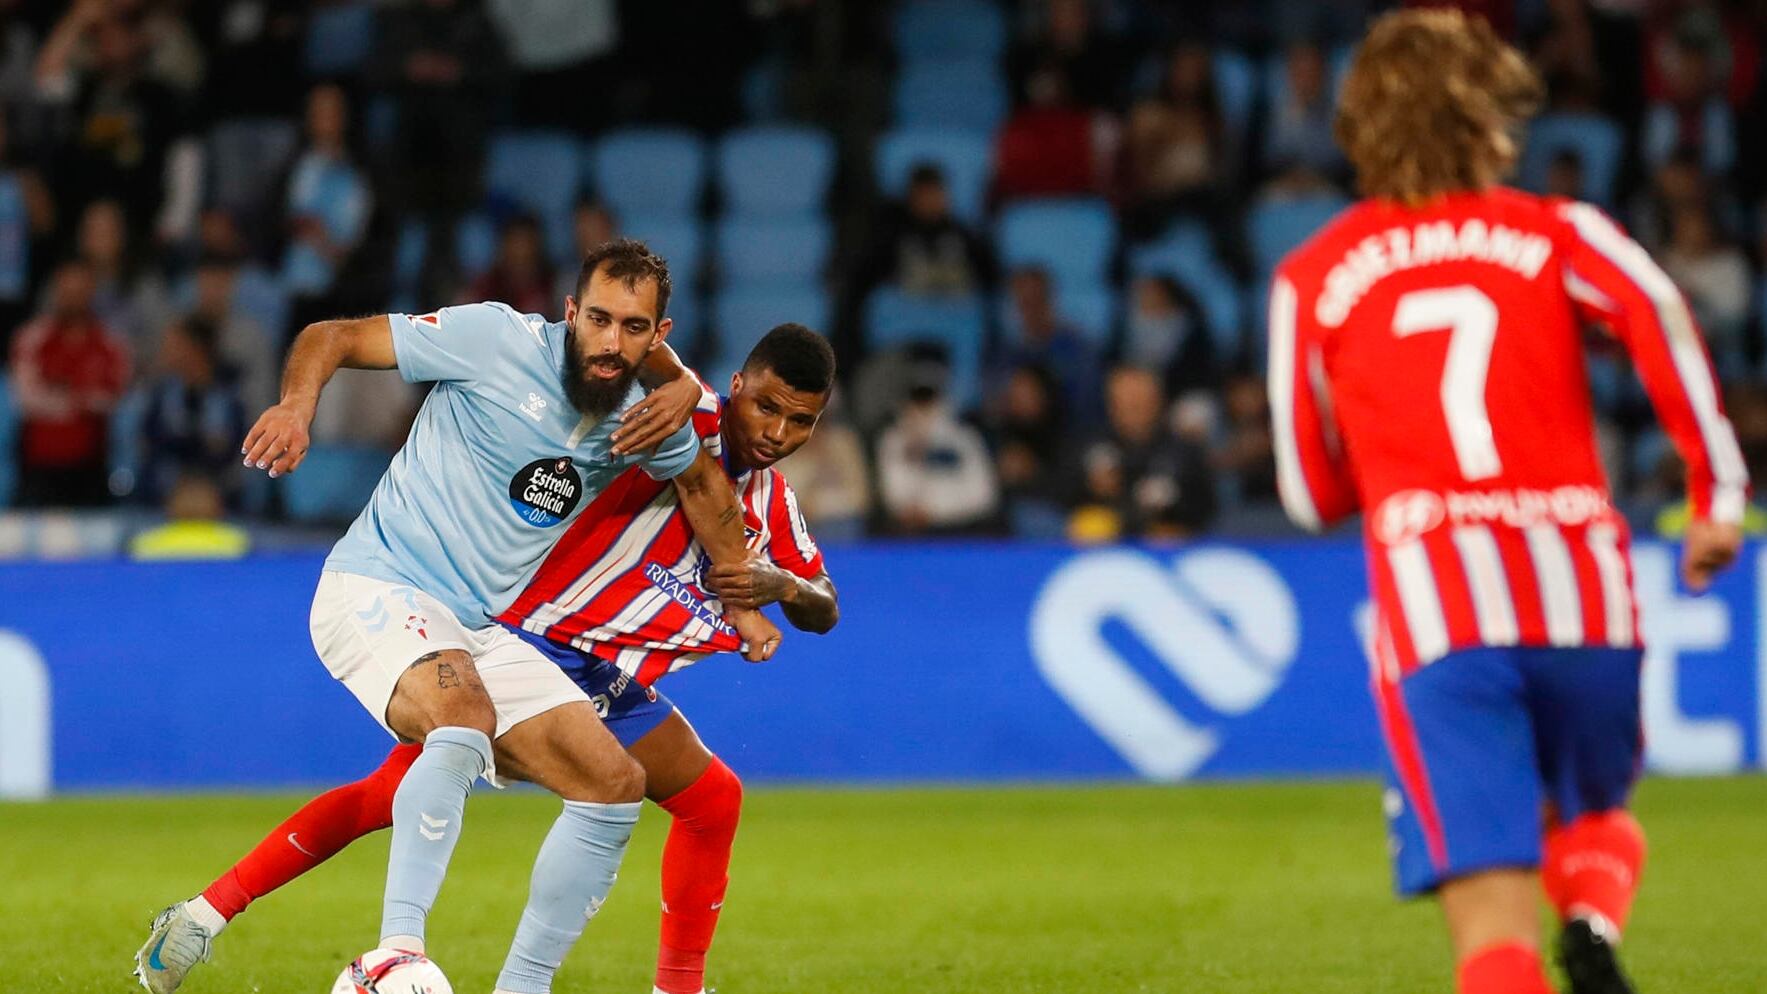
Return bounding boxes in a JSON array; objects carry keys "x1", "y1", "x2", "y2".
[{"x1": 1391, "y1": 285, "x2": 1502, "y2": 481}]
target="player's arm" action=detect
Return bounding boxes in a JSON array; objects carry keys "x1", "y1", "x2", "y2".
[
  {"x1": 1556, "y1": 202, "x2": 1748, "y2": 589},
  {"x1": 612, "y1": 342, "x2": 701, "y2": 456},
  {"x1": 1267, "y1": 270, "x2": 1359, "y2": 531},
  {"x1": 706, "y1": 563, "x2": 839, "y2": 634},
  {"x1": 242, "y1": 316, "x2": 397, "y2": 477},
  {"x1": 670, "y1": 448, "x2": 784, "y2": 660}
]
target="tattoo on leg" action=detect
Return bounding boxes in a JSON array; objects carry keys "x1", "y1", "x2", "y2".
[
  {"x1": 436, "y1": 662, "x2": 461, "y2": 689},
  {"x1": 406, "y1": 651, "x2": 446, "y2": 671}
]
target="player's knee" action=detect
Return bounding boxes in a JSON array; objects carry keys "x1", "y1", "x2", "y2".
[
  {"x1": 601, "y1": 752, "x2": 646, "y2": 804},
  {"x1": 704, "y1": 758, "x2": 743, "y2": 830}
]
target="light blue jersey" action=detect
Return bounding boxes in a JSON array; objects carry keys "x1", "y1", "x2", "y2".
[{"x1": 325, "y1": 302, "x2": 699, "y2": 628}]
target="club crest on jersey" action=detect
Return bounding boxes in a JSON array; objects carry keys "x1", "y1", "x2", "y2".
[
  {"x1": 508, "y1": 456, "x2": 584, "y2": 528},
  {"x1": 404, "y1": 614, "x2": 429, "y2": 639}
]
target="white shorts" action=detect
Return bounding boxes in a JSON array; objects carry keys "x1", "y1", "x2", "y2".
[{"x1": 309, "y1": 570, "x2": 588, "y2": 775}]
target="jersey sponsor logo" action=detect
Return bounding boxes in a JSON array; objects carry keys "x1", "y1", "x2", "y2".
[
  {"x1": 1373, "y1": 484, "x2": 1612, "y2": 544},
  {"x1": 508, "y1": 457, "x2": 584, "y2": 527},
  {"x1": 644, "y1": 561, "x2": 738, "y2": 637},
  {"x1": 1029, "y1": 549, "x2": 1299, "y2": 780},
  {"x1": 519, "y1": 392, "x2": 549, "y2": 422}
]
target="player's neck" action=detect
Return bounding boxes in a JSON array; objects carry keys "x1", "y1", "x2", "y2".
[{"x1": 720, "y1": 428, "x2": 754, "y2": 474}]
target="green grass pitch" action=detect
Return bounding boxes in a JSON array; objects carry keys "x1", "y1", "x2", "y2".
[{"x1": 2, "y1": 777, "x2": 1763, "y2": 993}]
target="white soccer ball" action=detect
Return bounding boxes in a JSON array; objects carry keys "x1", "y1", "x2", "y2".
[{"x1": 330, "y1": 948, "x2": 453, "y2": 994}]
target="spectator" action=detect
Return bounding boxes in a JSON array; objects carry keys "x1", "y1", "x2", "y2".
[
  {"x1": 35, "y1": 1, "x2": 191, "y2": 232},
  {"x1": 1215, "y1": 373, "x2": 1278, "y2": 503},
  {"x1": 876, "y1": 362, "x2": 999, "y2": 535},
  {"x1": 1120, "y1": 273, "x2": 1217, "y2": 400},
  {"x1": 1627, "y1": 148, "x2": 1712, "y2": 253},
  {"x1": 0, "y1": 107, "x2": 52, "y2": 352},
  {"x1": 996, "y1": 267, "x2": 1101, "y2": 422},
  {"x1": 9, "y1": 258, "x2": 130, "y2": 506},
  {"x1": 1641, "y1": 33, "x2": 1736, "y2": 176},
  {"x1": 1542, "y1": 149, "x2": 1585, "y2": 200},
  {"x1": 1008, "y1": 0, "x2": 1122, "y2": 109},
  {"x1": 189, "y1": 0, "x2": 305, "y2": 122},
  {"x1": 995, "y1": 60, "x2": 1118, "y2": 201},
  {"x1": 849, "y1": 163, "x2": 994, "y2": 307},
  {"x1": 1117, "y1": 42, "x2": 1231, "y2": 235},
  {"x1": 283, "y1": 84, "x2": 373, "y2": 331},
  {"x1": 1263, "y1": 40, "x2": 1344, "y2": 183},
  {"x1": 191, "y1": 252, "x2": 275, "y2": 412},
  {"x1": 777, "y1": 394, "x2": 871, "y2": 543},
  {"x1": 466, "y1": 214, "x2": 554, "y2": 317},
  {"x1": 128, "y1": 472, "x2": 252, "y2": 560},
  {"x1": 74, "y1": 197, "x2": 162, "y2": 348},
  {"x1": 374, "y1": 0, "x2": 510, "y2": 295},
  {"x1": 555, "y1": 200, "x2": 618, "y2": 303},
  {"x1": 489, "y1": 0, "x2": 620, "y2": 129},
  {"x1": 139, "y1": 316, "x2": 246, "y2": 506},
  {"x1": 1068, "y1": 366, "x2": 1214, "y2": 541},
  {"x1": 1661, "y1": 204, "x2": 1752, "y2": 371},
  {"x1": 988, "y1": 362, "x2": 1067, "y2": 536}
]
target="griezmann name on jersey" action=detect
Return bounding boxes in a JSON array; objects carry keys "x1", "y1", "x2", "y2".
[
  {"x1": 1270, "y1": 188, "x2": 1748, "y2": 676},
  {"x1": 500, "y1": 380, "x2": 824, "y2": 686}
]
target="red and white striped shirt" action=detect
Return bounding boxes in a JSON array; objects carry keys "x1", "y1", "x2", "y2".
[
  {"x1": 498, "y1": 384, "x2": 825, "y2": 686},
  {"x1": 1269, "y1": 187, "x2": 1748, "y2": 678}
]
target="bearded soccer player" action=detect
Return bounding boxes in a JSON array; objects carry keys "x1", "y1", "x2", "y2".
[
  {"x1": 1269, "y1": 11, "x2": 1746, "y2": 994},
  {"x1": 135, "y1": 325, "x2": 839, "y2": 994}
]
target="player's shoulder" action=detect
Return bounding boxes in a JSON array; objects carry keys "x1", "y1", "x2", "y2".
[
  {"x1": 1272, "y1": 198, "x2": 1382, "y2": 281},
  {"x1": 430, "y1": 300, "x2": 557, "y2": 343}
]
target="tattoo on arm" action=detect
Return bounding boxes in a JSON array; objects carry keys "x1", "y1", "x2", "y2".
[{"x1": 718, "y1": 505, "x2": 740, "y2": 525}]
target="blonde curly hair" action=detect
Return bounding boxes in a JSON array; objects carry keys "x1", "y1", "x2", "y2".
[{"x1": 1335, "y1": 9, "x2": 1544, "y2": 205}]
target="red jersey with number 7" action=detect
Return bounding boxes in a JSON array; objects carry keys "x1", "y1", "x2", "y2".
[{"x1": 1268, "y1": 187, "x2": 1748, "y2": 677}]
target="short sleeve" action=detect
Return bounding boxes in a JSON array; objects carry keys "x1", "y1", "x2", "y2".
[
  {"x1": 638, "y1": 420, "x2": 701, "y2": 480},
  {"x1": 765, "y1": 476, "x2": 824, "y2": 578},
  {"x1": 389, "y1": 302, "x2": 524, "y2": 384}
]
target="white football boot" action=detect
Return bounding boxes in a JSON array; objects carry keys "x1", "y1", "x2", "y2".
[{"x1": 133, "y1": 903, "x2": 213, "y2": 993}]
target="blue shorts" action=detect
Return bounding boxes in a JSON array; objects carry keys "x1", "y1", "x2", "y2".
[
  {"x1": 501, "y1": 624, "x2": 677, "y2": 749},
  {"x1": 1376, "y1": 645, "x2": 1642, "y2": 896}
]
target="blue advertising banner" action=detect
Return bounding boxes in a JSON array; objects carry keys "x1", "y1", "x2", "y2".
[{"x1": 0, "y1": 541, "x2": 1761, "y2": 795}]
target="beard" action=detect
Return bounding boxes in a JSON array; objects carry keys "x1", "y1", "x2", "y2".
[{"x1": 563, "y1": 340, "x2": 639, "y2": 417}]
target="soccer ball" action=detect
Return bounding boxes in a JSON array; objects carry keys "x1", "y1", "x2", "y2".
[{"x1": 331, "y1": 948, "x2": 453, "y2": 994}]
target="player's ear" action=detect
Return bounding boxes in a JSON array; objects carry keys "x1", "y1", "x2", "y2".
[
  {"x1": 563, "y1": 295, "x2": 578, "y2": 323},
  {"x1": 730, "y1": 371, "x2": 744, "y2": 396},
  {"x1": 650, "y1": 317, "x2": 672, "y2": 349}
]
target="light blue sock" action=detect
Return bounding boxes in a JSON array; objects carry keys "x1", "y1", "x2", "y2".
[
  {"x1": 379, "y1": 726, "x2": 492, "y2": 947},
  {"x1": 495, "y1": 800, "x2": 642, "y2": 994}
]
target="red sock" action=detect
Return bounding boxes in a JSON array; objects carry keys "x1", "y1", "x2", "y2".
[
  {"x1": 1457, "y1": 942, "x2": 1554, "y2": 994},
  {"x1": 654, "y1": 758, "x2": 743, "y2": 994},
  {"x1": 1542, "y1": 810, "x2": 1646, "y2": 935},
  {"x1": 200, "y1": 744, "x2": 420, "y2": 920}
]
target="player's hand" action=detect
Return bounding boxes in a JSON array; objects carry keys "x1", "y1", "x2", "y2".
[
  {"x1": 611, "y1": 377, "x2": 698, "y2": 456},
  {"x1": 241, "y1": 402, "x2": 314, "y2": 478},
  {"x1": 730, "y1": 607, "x2": 782, "y2": 662},
  {"x1": 1681, "y1": 517, "x2": 1743, "y2": 592},
  {"x1": 706, "y1": 556, "x2": 796, "y2": 611}
]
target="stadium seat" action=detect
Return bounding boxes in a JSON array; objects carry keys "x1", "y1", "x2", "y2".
[
  {"x1": 893, "y1": 0, "x2": 1007, "y2": 63},
  {"x1": 485, "y1": 131, "x2": 585, "y2": 263},
  {"x1": 1128, "y1": 222, "x2": 1245, "y2": 357},
  {"x1": 281, "y1": 445, "x2": 393, "y2": 523},
  {"x1": 710, "y1": 286, "x2": 831, "y2": 385},
  {"x1": 1245, "y1": 194, "x2": 1349, "y2": 277},
  {"x1": 713, "y1": 216, "x2": 831, "y2": 286},
  {"x1": 894, "y1": 60, "x2": 1009, "y2": 132},
  {"x1": 0, "y1": 379, "x2": 15, "y2": 506},
  {"x1": 863, "y1": 288, "x2": 986, "y2": 409},
  {"x1": 589, "y1": 128, "x2": 707, "y2": 218},
  {"x1": 621, "y1": 214, "x2": 706, "y2": 289},
  {"x1": 716, "y1": 126, "x2": 836, "y2": 218},
  {"x1": 997, "y1": 199, "x2": 1118, "y2": 288},
  {"x1": 453, "y1": 212, "x2": 497, "y2": 283},
  {"x1": 1519, "y1": 113, "x2": 1625, "y2": 208},
  {"x1": 304, "y1": 2, "x2": 377, "y2": 77},
  {"x1": 1212, "y1": 50, "x2": 1259, "y2": 139},
  {"x1": 659, "y1": 289, "x2": 704, "y2": 363},
  {"x1": 875, "y1": 127, "x2": 992, "y2": 225}
]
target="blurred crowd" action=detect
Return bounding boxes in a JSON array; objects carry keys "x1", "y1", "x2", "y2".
[{"x1": 6, "y1": 0, "x2": 1767, "y2": 549}]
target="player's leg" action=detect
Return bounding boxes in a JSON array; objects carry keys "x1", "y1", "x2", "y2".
[
  {"x1": 629, "y1": 712, "x2": 742, "y2": 994},
  {"x1": 472, "y1": 633, "x2": 647, "y2": 994},
  {"x1": 133, "y1": 746, "x2": 420, "y2": 993},
  {"x1": 1526, "y1": 647, "x2": 1647, "y2": 994},
  {"x1": 310, "y1": 571, "x2": 498, "y2": 955},
  {"x1": 1374, "y1": 646, "x2": 1553, "y2": 994}
]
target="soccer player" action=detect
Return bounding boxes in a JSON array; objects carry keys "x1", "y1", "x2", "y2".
[
  {"x1": 135, "y1": 238, "x2": 782, "y2": 994},
  {"x1": 137, "y1": 325, "x2": 840, "y2": 994},
  {"x1": 1269, "y1": 12, "x2": 1746, "y2": 994}
]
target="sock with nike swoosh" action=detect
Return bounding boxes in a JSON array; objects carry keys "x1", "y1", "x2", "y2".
[
  {"x1": 195, "y1": 744, "x2": 422, "y2": 930},
  {"x1": 654, "y1": 759, "x2": 743, "y2": 994},
  {"x1": 495, "y1": 799, "x2": 641, "y2": 994}
]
